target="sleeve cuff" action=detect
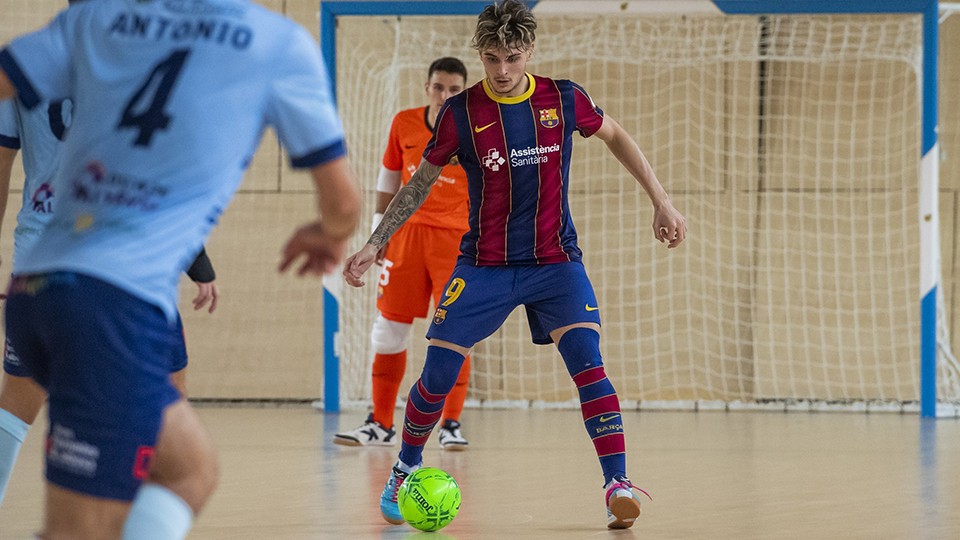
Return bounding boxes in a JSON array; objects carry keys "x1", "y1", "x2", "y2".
[
  {"x1": 0, "y1": 133, "x2": 20, "y2": 150},
  {"x1": 289, "y1": 139, "x2": 347, "y2": 169},
  {"x1": 185, "y1": 247, "x2": 216, "y2": 283}
]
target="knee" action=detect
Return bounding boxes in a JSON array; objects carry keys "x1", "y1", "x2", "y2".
[
  {"x1": 556, "y1": 327, "x2": 602, "y2": 378},
  {"x1": 149, "y1": 402, "x2": 219, "y2": 513},
  {"x1": 420, "y1": 346, "x2": 466, "y2": 396},
  {"x1": 157, "y1": 437, "x2": 218, "y2": 514},
  {"x1": 370, "y1": 315, "x2": 411, "y2": 354}
]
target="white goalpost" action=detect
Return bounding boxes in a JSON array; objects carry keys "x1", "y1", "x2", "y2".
[{"x1": 318, "y1": 0, "x2": 960, "y2": 417}]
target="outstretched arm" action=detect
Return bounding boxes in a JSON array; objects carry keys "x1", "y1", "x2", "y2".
[
  {"x1": 342, "y1": 160, "x2": 443, "y2": 287},
  {"x1": 593, "y1": 115, "x2": 686, "y2": 248},
  {"x1": 279, "y1": 156, "x2": 361, "y2": 276}
]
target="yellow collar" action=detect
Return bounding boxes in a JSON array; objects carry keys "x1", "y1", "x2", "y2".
[{"x1": 482, "y1": 73, "x2": 535, "y2": 104}]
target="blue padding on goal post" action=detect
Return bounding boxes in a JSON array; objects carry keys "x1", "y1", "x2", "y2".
[
  {"x1": 921, "y1": 289, "x2": 937, "y2": 417},
  {"x1": 323, "y1": 287, "x2": 340, "y2": 413}
]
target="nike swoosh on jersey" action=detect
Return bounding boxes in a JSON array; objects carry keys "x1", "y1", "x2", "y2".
[
  {"x1": 585, "y1": 304, "x2": 599, "y2": 311},
  {"x1": 474, "y1": 121, "x2": 497, "y2": 133},
  {"x1": 599, "y1": 414, "x2": 619, "y2": 423}
]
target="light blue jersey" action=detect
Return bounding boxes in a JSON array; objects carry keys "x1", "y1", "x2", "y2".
[
  {"x1": 0, "y1": 0, "x2": 346, "y2": 319},
  {"x1": 0, "y1": 98, "x2": 71, "y2": 270}
]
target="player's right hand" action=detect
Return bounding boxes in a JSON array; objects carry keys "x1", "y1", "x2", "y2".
[
  {"x1": 193, "y1": 281, "x2": 219, "y2": 313},
  {"x1": 343, "y1": 243, "x2": 380, "y2": 287},
  {"x1": 279, "y1": 221, "x2": 348, "y2": 276}
]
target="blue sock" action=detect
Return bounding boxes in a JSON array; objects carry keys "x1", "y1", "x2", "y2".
[
  {"x1": 398, "y1": 346, "x2": 465, "y2": 467},
  {"x1": 0, "y1": 408, "x2": 29, "y2": 504},
  {"x1": 122, "y1": 484, "x2": 193, "y2": 540}
]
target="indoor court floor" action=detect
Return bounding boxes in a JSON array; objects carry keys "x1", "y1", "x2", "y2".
[{"x1": 2, "y1": 407, "x2": 959, "y2": 539}]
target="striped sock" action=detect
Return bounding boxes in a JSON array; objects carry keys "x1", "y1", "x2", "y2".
[
  {"x1": 575, "y1": 366, "x2": 626, "y2": 484},
  {"x1": 558, "y1": 328, "x2": 626, "y2": 485},
  {"x1": 398, "y1": 346, "x2": 464, "y2": 467}
]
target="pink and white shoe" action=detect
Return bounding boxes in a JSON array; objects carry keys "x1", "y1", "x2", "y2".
[{"x1": 604, "y1": 476, "x2": 651, "y2": 529}]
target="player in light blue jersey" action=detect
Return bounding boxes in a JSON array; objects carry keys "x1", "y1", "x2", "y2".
[
  {"x1": 0, "y1": 0, "x2": 360, "y2": 538},
  {"x1": 0, "y1": 94, "x2": 222, "y2": 508}
]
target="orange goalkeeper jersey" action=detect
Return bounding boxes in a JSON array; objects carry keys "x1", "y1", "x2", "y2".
[{"x1": 381, "y1": 106, "x2": 469, "y2": 231}]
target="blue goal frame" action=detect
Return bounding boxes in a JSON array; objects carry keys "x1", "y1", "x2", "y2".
[{"x1": 317, "y1": 0, "x2": 942, "y2": 417}]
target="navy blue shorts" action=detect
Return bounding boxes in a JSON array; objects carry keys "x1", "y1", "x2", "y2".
[
  {"x1": 425, "y1": 261, "x2": 602, "y2": 347},
  {"x1": 4, "y1": 272, "x2": 182, "y2": 501},
  {"x1": 4, "y1": 287, "x2": 189, "y2": 377},
  {"x1": 2, "y1": 335, "x2": 29, "y2": 377},
  {"x1": 170, "y1": 313, "x2": 188, "y2": 373}
]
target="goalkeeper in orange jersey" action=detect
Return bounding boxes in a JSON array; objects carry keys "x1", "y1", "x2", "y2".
[{"x1": 334, "y1": 57, "x2": 472, "y2": 451}]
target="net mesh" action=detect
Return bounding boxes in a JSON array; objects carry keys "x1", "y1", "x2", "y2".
[{"x1": 335, "y1": 12, "x2": 960, "y2": 409}]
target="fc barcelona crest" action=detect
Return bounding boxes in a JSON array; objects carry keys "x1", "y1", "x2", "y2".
[
  {"x1": 539, "y1": 108, "x2": 559, "y2": 128},
  {"x1": 433, "y1": 308, "x2": 447, "y2": 325}
]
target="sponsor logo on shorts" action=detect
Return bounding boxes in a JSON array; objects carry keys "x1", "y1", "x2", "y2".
[
  {"x1": 47, "y1": 423, "x2": 100, "y2": 477},
  {"x1": 3, "y1": 337, "x2": 21, "y2": 367},
  {"x1": 585, "y1": 304, "x2": 599, "y2": 312}
]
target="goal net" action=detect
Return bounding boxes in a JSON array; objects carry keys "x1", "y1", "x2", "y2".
[{"x1": 332, "y1": 4, "x2": 960, "y2": 412}]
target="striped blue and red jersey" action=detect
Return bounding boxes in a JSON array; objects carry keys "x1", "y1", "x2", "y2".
[{"x1": 423, "y1": 73, "x2": 604, "y2": 266}]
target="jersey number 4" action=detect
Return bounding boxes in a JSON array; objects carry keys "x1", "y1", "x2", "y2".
[{"x1": 117, "y1": 49, "x2": 191, "y2": 147}]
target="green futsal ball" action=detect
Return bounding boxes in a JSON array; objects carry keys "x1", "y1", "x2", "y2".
[{"x1": 397, "y1": 467, "x2": 461, "y2": 532}]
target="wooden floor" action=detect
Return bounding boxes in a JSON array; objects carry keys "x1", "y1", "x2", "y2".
[{"x1": 2, "y1": 407, "x2": 959, "y2": 539}]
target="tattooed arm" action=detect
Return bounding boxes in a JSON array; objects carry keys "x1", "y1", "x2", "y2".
[
  {"x1": 368, "y1": 160, "x2": 443, "y2": 248},
  {"x1": 343, "y1": 160, "x2": 443, "y2": 287}
]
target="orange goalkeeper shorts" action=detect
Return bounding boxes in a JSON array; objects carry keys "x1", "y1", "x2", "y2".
[{"x1": 376, "y1": 223, "x2": 466, "y2": 323}]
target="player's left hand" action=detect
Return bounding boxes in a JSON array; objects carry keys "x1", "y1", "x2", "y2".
[
  {"x1": 653, "y1": 202, "x2": 686, "y2": 248},
  {"x1": 192, "y1": 281, "x2": 219, "y2": 313},
  {"x1": 279, "y1": 221, "x2": 348, "y2": 276}
]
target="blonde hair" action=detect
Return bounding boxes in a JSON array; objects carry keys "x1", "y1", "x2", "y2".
[{"x1": 472, "y1": 0, "x2": 537, "y2": 52}]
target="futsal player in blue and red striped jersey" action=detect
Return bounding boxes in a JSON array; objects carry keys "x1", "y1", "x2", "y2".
[{"x1": 344, "y1": 0, "x2": 686, "y2": 530}]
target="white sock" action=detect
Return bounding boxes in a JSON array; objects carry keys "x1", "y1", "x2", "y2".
[
  {"x1": 0, "y1": 408, "x2": 29, "y2": 504},
  {"x1": 122, "y1": 484, "x2": 193, "y2": 540},
  {"x1": 395, "y1": 459, "x2": 421, "y2": 474}
]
